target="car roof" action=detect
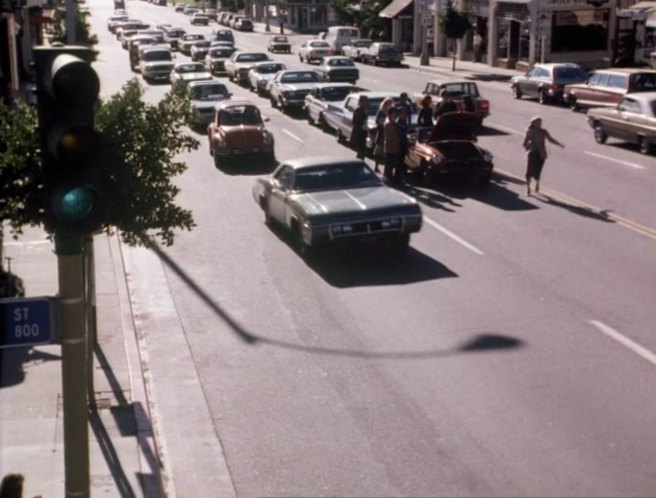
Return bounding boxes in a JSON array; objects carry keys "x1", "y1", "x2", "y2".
[
  {"x1": 622, "y1": 91, "x2": 656, "y2": 101},
  {"x1": 592, "y1": 68, "x2": 656, "y2": 75},
  {"x1": 188, "y1": 79, "x2": 224, "y2": 88},
  {"x1": 534, "y1": 62, "x2": 583, "y2": 69},
  {"x1": 348, "y1": 91, "x2": 397, "y2": 99},
  {"x1": 322, "y1": 56, "x2": 351, "y2": 61},
  {"x1": 310, "y1": 82, "x2": 355, "y2": 88},
  {"x1": 216, "y1": 98, "x2": 257, "y2": 109},
  {"x1": 281, "y1": 157, "x2": 367, "y2": 170}
]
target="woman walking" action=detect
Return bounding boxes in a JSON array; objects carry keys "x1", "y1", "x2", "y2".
[
  {"x1": 522, "y1": 116, "x2": 564, "y2": 195},
  {"x1": 373, "y1": 97, "x2": 394, "y2": 172}
]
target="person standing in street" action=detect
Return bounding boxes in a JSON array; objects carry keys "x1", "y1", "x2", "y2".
[
  {"x1": 417, "y1": 95, "x2": 434, "y2": 127},
  {"x1": 350, "y1": 95, "x2": 369, "y2": 160},
  {"x1": 522, "y1": 116, "x2": 564, "y2": 195},
  {"x1": 395, "y1": 106, "x2": 410, "y2": 183},
  {"x1": 383, "y1": 107, "x2": 401, "y2": 183},
  {"x1": 473, "y1": 32, "x2": 484, "y2": 62},
  {"x1": 373, "y1": 97, "x2": 394, "y2": 172}
]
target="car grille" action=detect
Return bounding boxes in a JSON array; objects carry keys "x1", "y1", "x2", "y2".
[{"x1": 212, "y1": 61, "x2": 225, "y2": 71}]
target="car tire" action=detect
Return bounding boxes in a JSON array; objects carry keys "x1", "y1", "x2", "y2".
[
  {"x1": 420, "y1": 160, "x2": 433, "y2": 186},
  {"x1": 307, "y1": 112, "x2": 315, "y2": 126},
  {"x1": 569, "y1": 96, "x2": 580, "y2": 112},
  {"x1": 336, "y1": 128, "x2": 346, "y2": 144},
  {"x1": 213, "y1": 153, "x2": 220, "y2": 168},
  {"x1": 270, "y1": 96, "x2": 277, "y2": 108},
  {"x1": 638, "y1": 135, "x2": 653, "y2": 155},
  {"x1": 511, "y1": 85, "x2": 522, "y2": 99},
  {"x1": 593, "y1": 123, "x2": 607, "y2": 144},
  {"x1": 299, "y1": 54, "x2": 304, "y2": 63},
  {"x1": 538, "y1": 89, "x2": 548, "y2": 105},
  {"x1": 292, "y1": 221, "x2": 313, "y2": 258}
]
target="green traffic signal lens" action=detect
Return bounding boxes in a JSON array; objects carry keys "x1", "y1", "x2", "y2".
[{"x1": 57, "y1": 187, "x2": 94, "y2": 222}]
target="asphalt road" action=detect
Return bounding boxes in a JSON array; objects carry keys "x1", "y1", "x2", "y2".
[{"x1": 89, "y1": 1, "x2": 656, "y2": 496}]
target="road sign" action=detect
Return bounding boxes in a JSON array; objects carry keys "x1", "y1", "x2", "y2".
[{"x1": 0, "y1": 297, "x2": 58, "y2": 348}]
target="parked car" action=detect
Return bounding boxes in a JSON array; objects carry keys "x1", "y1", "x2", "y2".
[
  {"x1": 235, "y1": 18, "x2": 253, "y2": 32},
  {"x1": 247, "y1": 61, "x2": 287, "y2": 95},
  {"x1": 225, "y1": 51, "x2": 271, "y2": 84},
  {"x1": 205, "y1": 8, "x2": 218, "y2": 21},
  {"x1": 323, "y1": 91, "x2": 399, "y2": 148},
  {"x1": 107, "y1": 13, "x2": 128, "y2": 31},
  {"x1": 207, "y1": 99, "x2": 275, "y2": 167},
  {"x1": 405, "y1": 112, "x2": 494, "y2": 185},
  {"x1": 315, "y1": 56, "x2": 359, "y2": 84},
  {"x1": 210, "y1": 29, "x2": 235, "y2": 47},
  {"x1": 205, "y1": 47, "x2": 236, "y2": 75},
  {"x1": 252, "y1": 157, "x2": 423, "y2": 257},
  {"x1": 510, "y1": 62, "x2": 588, "y2": 105},
  {"x1": 413, "y1": 80, "x2": 490, "y2": 126},
  {"x1": 179, "y1": 34, "x2": 206, "y2": 55},
  {"x1": 190, "y1": 40, "x2": 212, "y2": 61},
  {"x1": 361, "y1": 42, "x2": 404, "y2": 66},
  {"x1": 341, "y1": 39, "x2": 373, "y2": 62},
  {"x1": 564, "y1": 68, "x2": 656, "y2": 111},
  {"x1": 187, "y1": 79, "x2": 232, "y2": 128},
  {"x1": 268, "y1": 69, "x2": 322, "y2": 112},
  {"x1": 174, "y1": 4, "x2": 185, "y2": 12},
  {"x1": 190, "y1": 13, "x2": 210, "y2": 26},
  {"x1": 170, "y1": 61, "x2": 212, "y2": 87},
  {"x1": 139, "y1": 46, "x2": 175, "y2": 83},
  {"x1": 587, "y1": 92, "x2": 656, "y2": 155},
  {"x1": 118, "y1": 29, "x2": 140, "y2": 49},
  {"x1": 163, "y1": 27, "x2": 186, "y2": 48},
  {"x1": 304, "y1": 82, "x2": 358, "y2": 128},
  {"x1": 183, "y1": 5, "x2": 199, "y2": 15},
  {"x1": 298, "y1": 40, "x2": 333, "y2": 64},
  {"x1": 267, "y1": 35, "x2": 291, "y2": 54},
  {"x1": 128, "y1": 36, "x2": 159, "y2": 71}
]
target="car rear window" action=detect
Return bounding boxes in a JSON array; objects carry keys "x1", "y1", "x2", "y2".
[
  {"x1": 554, "y1": 66, "x2": 587, "y2": 81},
  {"x1": 630, "y1": 73, "x2": 656, "y2": 91}
]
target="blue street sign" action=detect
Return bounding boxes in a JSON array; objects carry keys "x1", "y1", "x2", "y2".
[{"x1": 0, "y1": 297, "x2": 57, "y2": 348}]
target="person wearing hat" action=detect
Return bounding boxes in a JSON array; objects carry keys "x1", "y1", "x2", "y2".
[{"x1": 522, "y1": 116, "x2": 564, "y2": 195}]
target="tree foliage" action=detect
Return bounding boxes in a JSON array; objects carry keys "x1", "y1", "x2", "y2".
[
  {"x1": 0, "y1": 79, "x2": 200, "y2": 247},
  {"x1": 328, "y1": 0, "x2": 388, "y2": 40},
  {"x1": 438, "y1": 0, "x2": 472, "y2": 70},
  {"x1": 49, "y1": 5, "x2": 99, "y2": 59}
]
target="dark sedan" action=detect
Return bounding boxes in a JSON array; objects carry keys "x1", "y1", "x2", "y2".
[
  {"x1": 252, "y1": 157, "x2": 423, "y2": 256},
  {"x1": 316, "y1": 56, "x2": 359, "y2": 84},
  {"x1": 587, "y1": 92, "x2": 656, "y2": 155},
  {"x1": 405, "y1": 112, "x2": 494, "y2": 185}
]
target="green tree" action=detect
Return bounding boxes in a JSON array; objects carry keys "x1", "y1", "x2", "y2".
[
  {"x1": 329, "y1": 0, "x2": 388, "y2": 40},
  {"x1": 49, "y1": 5, "x2": 99, "y2": 58},
  {"x1": 438, "y1": 0, "x2": 472, "y2": 71},
  {"x1": 0, "y1": 78, "x2": 199, "y2": 248}
]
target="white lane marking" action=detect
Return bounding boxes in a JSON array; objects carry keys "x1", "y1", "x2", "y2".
[
  {"x1": 584, "y1": 151, "x2": 647, "y2": 170},
  {"x1": 282, "y1": 128, "x2": 304, "y2": 143},
  {"x1": 589, "y1": 320, "x2": 656, "y2": 367},
  {"x1": 486, "y1": 121, "x2": 523, "y2": 135},
  {"x1": 423, "y1": 216, "x2": 484, "y2": 255}
]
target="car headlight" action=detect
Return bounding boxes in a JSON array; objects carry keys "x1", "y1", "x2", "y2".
[
  {"x1": 216, "y1": 136, "x2": 228, "y2": 148},
  {"x1": 330, "y1": 223, "x2": 354, "y2": 235},
  {"x1": 482, "y1": 150, "x2": 493, "y2": 163},
  {"x1": 381, "y1": 217, "x2": 402, "y2": 229},
  {"x1": 431, "y1": 155, "x2": 443, "y2": 165},
  {"x1": 263, "y1": 131, "x2": 274, "y2": 145}
]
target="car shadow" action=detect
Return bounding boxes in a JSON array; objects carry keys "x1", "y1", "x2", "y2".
[
  {"x1": 216, "y1": 158, "x2": 278, "y2": 176},
  {"x1": 477, "y1": 125, "x2": 511, "y2": 137},
  {"x1": 465, "y1": 73, "x2": 513, "y2": 83},
  {"x1": 397, "y1": 182, "x2": 463, "y2": 213}
]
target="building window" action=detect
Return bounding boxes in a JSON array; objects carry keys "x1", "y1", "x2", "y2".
[{"x1": 551, "y1": 9, "x2": 609, "y2": 52}]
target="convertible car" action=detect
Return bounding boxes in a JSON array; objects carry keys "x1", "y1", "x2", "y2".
[
  {"x1": 404, "y1": 112, "x2": 494, "y2": 185},
  {"x1": 252, "y1": 157, "x2": 423, "y2": 256}
]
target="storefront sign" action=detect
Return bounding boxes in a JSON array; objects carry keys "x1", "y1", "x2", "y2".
[{"x1": 542, "y1": 0, "x2": 609, "y2": 7}]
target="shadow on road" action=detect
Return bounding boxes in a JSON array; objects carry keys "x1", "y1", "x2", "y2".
[
  {"x1": 532, "y1": 193, "x2": 616, "y2": 223},
  {"x1": 0, "y1": 347, "x2": 60, "y2": 389}
]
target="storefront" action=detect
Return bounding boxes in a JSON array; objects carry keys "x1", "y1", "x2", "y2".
[
  {"x1": 617, "y1": 1, "x2": 656, "y2": 65},
  {"x1": 274, "y1": 0, "x2": 334, "y2": 33},
  {"x1": 489, "y1": 0, "x2": 617, "y2": 69},
  {"x1": 379, "y1": 0, "x2": 414, "y2": 52}
]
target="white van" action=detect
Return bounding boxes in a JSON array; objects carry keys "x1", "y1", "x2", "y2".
[{"x1": 323, "y1": 26, "x2": 361, "y2": 54}]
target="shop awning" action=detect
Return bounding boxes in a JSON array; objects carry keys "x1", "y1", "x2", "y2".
[
  {"x1": 379, "y1": 0, "x2": 414, "y2": 19},
  {"x1": 617, "y1": 1, "x2": 656, "y2": 20},
  {"x1": 647, "y1": 9, "x2": 656, "y2": 27}
]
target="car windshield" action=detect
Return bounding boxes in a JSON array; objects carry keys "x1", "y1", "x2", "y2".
[
  {"x1": 177, "y1": 63, "x2": 205, "y2": 73},
  {"x1": 632, "y1": 73, "x2": 656, "y2": 91},
  {"x1": 320, "y1": 86, "x2": 354, "y2": 101},
  {"x1": 214, "y1": 32, "x2": 234, "y2": 41},
  {"x1": 220, "y1": 106, "x2": 262, "y2": 125},
  {"x1": 281, "y1": 72, "x2": 320, "y2": 83},
  {"x1": 439, "y1": 82, "x2": 479, "y2": 97},
  {"x1": 380, "y1": 45, "x2": 399, "y2": 54},
  {"x1": 190, "y1": 84, "x2": 229, "y2": 100},
  {"x1": 194, "y1": 41, "x2": 211, "y2": 48},
  {"x1": 310, "y1": 41, "x2": 330, "y2": 48},
  {"x1": 237, "y1": 53, "x2": 269, "y2": 62},
  {"x1": 143, "y1": 51, "x2": 172, "y2": 61},
  {"x1": 209, "y1": 49, "x2": 233, "y2": 58},
  {"x1": 554, "y1": 66, "x2": 588, "y2": 80},
  {"x1": 328, "y1": 58, "x2": 354, "y2": 67},
  {"x1": 273, "y1": 36, "x2": 288, "y2": 42},
  {"x1": 256, "y1": 64, "x2": 284, "y2": 74},
  {"x1": 293, "y1": 163, "x2": 381, "y2": 191}
]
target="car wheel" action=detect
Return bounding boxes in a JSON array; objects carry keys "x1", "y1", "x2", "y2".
[
  {"x1": 307, "y1": 112, "x2": 315, "y2": 126},
  {"x1": 213, "y1": 153, "x2": 220, "y2": 168},
  {"x1": 638, "y1": 135, "x2": 653, "y2": 155},
  {"x1": 292, "y1": 221, "x2": 312, "y2": 258},
  {"x1": 336, "y1": 128, "x2": 346, "y2": 144},
  {"x1": 270, "y1": 96, "x2": 277, "y2": 108},
  {"x1": 299, "y1": 54, "x2": 303, "y2": 63},
  {"x1": 538, "y1": 89, "x2": 548, "y2": 105},
  {"x1": 420, "y1": 160, "x2": 433, "y2": 186},
  {"x1": 593, "y1": 123, "x2": 607, "y2": 144},
  {"x1": 569, "y1": 96, "x2": 579, "y2": 112},
  {"x1": 511, "y1": 85, "x2": 522, "y2": 99},
  {"x1": 260, "y1": 196, "x2": 273, "y2": 226}
]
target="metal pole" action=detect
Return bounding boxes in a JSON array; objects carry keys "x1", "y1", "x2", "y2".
[
  {"x1": 66, "y1": 0, "x2": 76, "y2": 43},
  {"x1": 420, "y1": 21, "x2": 429, "y2": 65},
  {"x1": 56, "y1": 233, "x2": 90, "y2": 498},
  {"x1": 84, "y1": 235, "x2": 97, "y2": 409},
  {"x1": 265, "y1": 0, "x2": 271, "y2": 31},
  {"x1": 541, "y1": 33, "x2": 546, "y2": 63}
]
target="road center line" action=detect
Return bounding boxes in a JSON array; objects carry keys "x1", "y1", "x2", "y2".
[
  {"x1": 589, "y1": 320, "x2": 656, "y2": 367},
  {"x1": 282, "y1": 129, "x2": 304, "y2": 143},
  {"x1": 584, "y1": 151, "x2": 647, "y2": 170},
  {"x1": 486, "y1": 121, "x2": 523, "y2": 135},
  {"x1": 423, "y1": 216, "x2": 484, "y2": 255}
]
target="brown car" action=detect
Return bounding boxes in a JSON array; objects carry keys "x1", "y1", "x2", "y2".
[
  {"x1": 564, "y1": 68, "x2": 656, "y2": 112},
  {"x1": 207, "y1": 99, "x2": 276, "y2": 168},
  {"x1": 413, "y1": 80, "x2": 490, "y2": 126}
]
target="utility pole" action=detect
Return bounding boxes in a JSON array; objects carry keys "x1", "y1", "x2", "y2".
[{"x1": 265, "y1": 0, "x2": 271, "y2": 31}]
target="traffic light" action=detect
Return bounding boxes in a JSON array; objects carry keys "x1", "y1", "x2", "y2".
[{"x1": 33, "y1": 46, "x2": 106, "y2": 241}]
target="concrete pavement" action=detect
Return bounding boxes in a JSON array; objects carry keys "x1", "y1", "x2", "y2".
[{"x1": 0, "y1": 44, "x2": 521, "y2": 498}]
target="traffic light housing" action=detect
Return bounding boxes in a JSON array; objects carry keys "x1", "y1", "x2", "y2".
[{"x1": 33, "y1": 46, "x2": 106, "y2": 241}]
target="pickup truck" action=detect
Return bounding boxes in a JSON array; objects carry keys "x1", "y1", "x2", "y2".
[
  {"x1": 413, "y1": 80, "x2": 490, "y2": 126},
  {"x1": 341, "y1": 39, "x2": 373, "y2": 62}
]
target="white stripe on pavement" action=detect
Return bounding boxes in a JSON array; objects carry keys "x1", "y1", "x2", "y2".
[
  {"x1": 589, "y1": 320, "x2": 656, "y2": 367},
  {"x1": 282, "y1": 129, "x2": 304, "y2": 143},
  {"x1": 423, "y1": 216, "x2": 484, "y2": 255},
  {"x1": 584, "y1": 151, "x2": 647, "y2": 170},
  {"x1": 486, "y1": 121, "x2": 523, "y2": 135}
]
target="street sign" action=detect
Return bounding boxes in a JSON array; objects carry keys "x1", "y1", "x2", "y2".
[{"x1": 0, "y1": 297, "x2": 58, "y2": 348}]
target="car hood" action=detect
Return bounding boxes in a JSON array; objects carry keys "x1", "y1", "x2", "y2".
[
  {"x1": 192, "y1": 98, "x2": 229, "y2": 110},
  {"x1": 179, "y1": 72, "x2": 212, "y2": 81},
  {"x1": 291, "y1": 186, "x2": 417, "y2": 216},
  {"x1": 222, "y1": 125, "x2": 268, "y2": 146},
  {"x1": 430, "y1": 112, "x2": 478, "y2": 140},
  {"x1": 280, "y1": 82, "x2": 320, "y2": 91}
]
